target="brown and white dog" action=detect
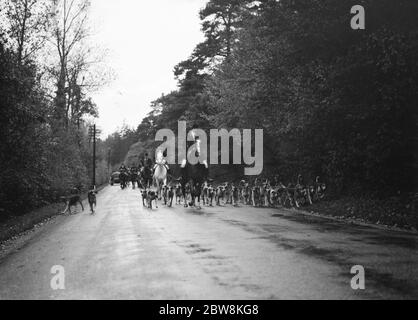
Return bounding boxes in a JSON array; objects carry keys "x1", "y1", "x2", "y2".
[
  {"x1": 167, "y1": 186, "x2": 174, "y2": 207},
  {"x1": 61, "y1": 194, "x2": 84, "y2": 215},
  {"x1": 88, "y1": 187, "x2": 98, "y2": 214},
  {"x1": 216, "y1": 185, "x2": 225, "y2": 206},
  {"x1": 202, "y1": 182, "x2": 209, "y2": 206},
  {"x1": 141, "y1": 189, "x2": 148, "y2": 207},
  {"x1": 162, "y1": 185, "x2": 169, "y2": 205},
  {"x1": 142, "y1": 190, "x2": 158, "y2": 209},
  {"x1": 232, "y1": 184, "x2": 240, "y2": 206},
  {"x1": 175, "y1": 183, "x2": 183, "y2": 205}
]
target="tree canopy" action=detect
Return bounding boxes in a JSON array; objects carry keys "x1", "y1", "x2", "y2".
[{"x1": 133, "y1": 0, "x2": 418, "y2": 196}]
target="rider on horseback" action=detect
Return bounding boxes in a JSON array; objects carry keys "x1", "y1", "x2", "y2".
[
  {"x1": 140, "y1": 153, "x2": 154, "y2": 190},
  {"x1": 180, "y1": 124, "x2": 211, "y2": 181},
  {"x1": 119, "y1": 163, "x2": 129, "y2": 189},
  {"x1": 154, "y1": 150, "x2": 170, "y2": 172},
  {"x1": 119, "y1": 163, "x2": 127, "y2": 173},
  {"x1": 141, "y1": 153, "x2": 153, "y2": 170},
  {"x1": 130, "y1": 165, "x2": 139, "y2": 189}
]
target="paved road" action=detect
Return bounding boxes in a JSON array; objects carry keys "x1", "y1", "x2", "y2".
[{"x1": 0, "y1": 186, "x2": 417, "y2": 300}]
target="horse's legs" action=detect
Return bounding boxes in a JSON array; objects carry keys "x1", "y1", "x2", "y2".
[
  {"x1": 189, "y1": 190, "x2": 194, "y2": 207},
  {"x1": 189, "y1": 183, "x2": 196, "y2": 207},
  {"x1": 156, "y1": 180, "x2": 161, "y2": 200},
  {"x1": 196, "y1": 194, "x2": 201, "y2": 209}
]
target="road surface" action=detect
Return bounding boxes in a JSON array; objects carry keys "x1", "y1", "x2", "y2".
[{"x1": 0, "y1": 186, "x2": 417, "y2": 300}]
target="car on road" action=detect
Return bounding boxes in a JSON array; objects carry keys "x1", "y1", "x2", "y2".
[{"x1": 110, "y1": 172, "x2": 121, "y2": 186}]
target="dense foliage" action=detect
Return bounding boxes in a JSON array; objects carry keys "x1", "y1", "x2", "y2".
[
  {"x1": 0, "y1": 41, "x2": 89, "y2": 217},
  {"x1": 0, "y1": 0, "x2": 111, "y2": 220},
  {"x1": 132, "y1": 0, "x2": 418, "y2": 197}
]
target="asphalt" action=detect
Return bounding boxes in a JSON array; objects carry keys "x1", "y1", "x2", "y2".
[{"x1": 0, "y1": 186, "x2": 417, "y2": 300}]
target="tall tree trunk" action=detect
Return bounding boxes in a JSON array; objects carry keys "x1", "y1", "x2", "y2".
[{"x1": 17, "y1": 0, "x2": 29, "y2": 64}]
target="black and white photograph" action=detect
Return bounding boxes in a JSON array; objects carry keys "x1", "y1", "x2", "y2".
[{"x1": 0, "y1": 0, "x2": 417, "y2": 305}]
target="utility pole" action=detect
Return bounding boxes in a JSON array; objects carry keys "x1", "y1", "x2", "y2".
[
  {"x1": 107, "y1": 148, "x2": 111, "y2": 176},
  {"x1": 89, "y1": 124, "x2": 101, "y2": 187},
  {"x1": 93, "y1": 124, "x2": 96, "y2": 187}
]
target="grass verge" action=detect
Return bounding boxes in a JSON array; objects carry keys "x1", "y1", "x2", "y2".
[
  {"x1": 0, "y1": 185, "x2": 108, "y2": 243},
  {"x1": 307, "y1": 196, "x2": 418, "y2": 232}
]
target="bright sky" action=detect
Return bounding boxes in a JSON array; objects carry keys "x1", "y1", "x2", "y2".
[{"x1": 89, "y1": 0, "x2": 208, "y2": 137}]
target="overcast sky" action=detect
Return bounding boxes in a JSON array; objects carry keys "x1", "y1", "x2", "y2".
[{"x1": 89, "y1": 0, "x2": 208, "y2": 137}]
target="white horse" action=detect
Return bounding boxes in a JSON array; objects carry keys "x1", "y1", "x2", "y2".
[{"x1": 153, "y1": 151, "x2": 168, "y2": 200}]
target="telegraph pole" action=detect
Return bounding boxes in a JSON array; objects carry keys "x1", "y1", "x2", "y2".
[
  {"x1": 93, "y1": 124, "x2": 96, "y2": 187},
  {"x1": 89, "y1": 124, "x2": 101, "y2": 188},
  {"x1": 107, "y1": 148, "x2": 111, "y2": 176}
]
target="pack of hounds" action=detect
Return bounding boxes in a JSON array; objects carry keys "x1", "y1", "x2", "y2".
[
  {"x1": 61, "y1": 174, "x2": 326, "y2": 213},
  {"x1": 141, "y1": 174, "x2": 326, "y2": 210}
]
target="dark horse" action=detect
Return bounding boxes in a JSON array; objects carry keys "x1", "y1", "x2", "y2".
[
  {"x1": 140, "y1": 166, "x2": 153, "y2": 190},
  {"x1": 120, "y1": 170, "x2": 129, "y2": 189},
  {"x1": 180, "y1": 139, "x2": 208, "y2": 209}
]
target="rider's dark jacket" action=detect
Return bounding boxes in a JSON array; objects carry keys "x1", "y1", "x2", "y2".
[{"x1": 141, "y1": 158, "x2": 153, "y2": 169}]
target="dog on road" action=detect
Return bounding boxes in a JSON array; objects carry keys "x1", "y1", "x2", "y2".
[
  {"x1": 61, "y1": 195, "x2": 84, "y2": 215},
  {"x1": 141, "y1": 189, "x2": 158, "y2": 209},
  {"x1": 141, "y1": 189, "x2": 148, "y2": 207},
  {"x1": 167, "y1": 186, "x2": 174, "y2": 207},
  {"x1": 175, "y1": 184, "x2": 183, "y2": 205},
  {"x1": 88, "y1": 186, "x2": 98, "y2": 214}
]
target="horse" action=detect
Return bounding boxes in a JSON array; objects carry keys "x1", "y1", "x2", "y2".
[
  {"x1": 179, "y1": 139, "x2": 207, "y2": 209},
  {"x1": 130, "y1": 168, "x2": 139, "y2": 190},
  {"x1": 140, "y1": 166, "x2": 153, "y2": 190},
  {"x1": 120, "y1": 171, "x2": 129, "y2": 190},
  {"x1": 153, "y1": 152, "x2": 168, "y2": 200}
]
